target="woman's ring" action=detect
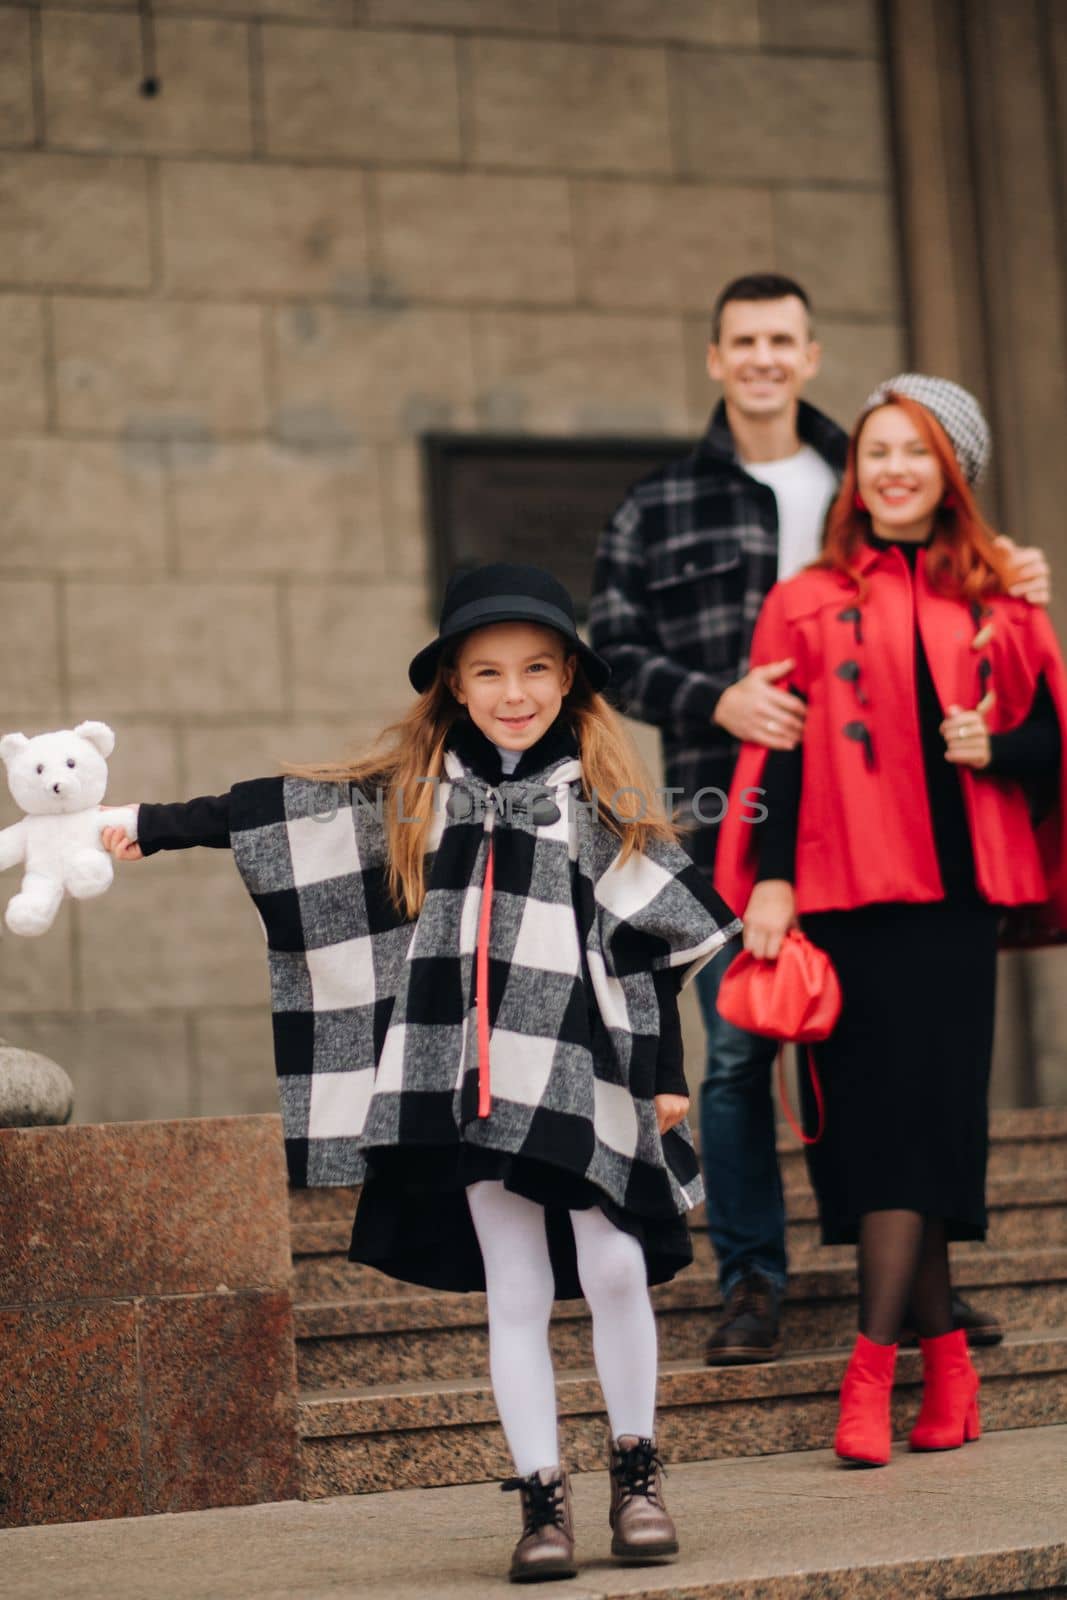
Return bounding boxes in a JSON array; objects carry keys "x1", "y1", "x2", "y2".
[{"x1": 767, "y1": 718, "x2": 778, "y2": 734}]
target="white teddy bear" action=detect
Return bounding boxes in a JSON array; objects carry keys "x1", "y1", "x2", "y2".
[{"x1": 0, "y1": 721, "x2": 137, "y2": 937}]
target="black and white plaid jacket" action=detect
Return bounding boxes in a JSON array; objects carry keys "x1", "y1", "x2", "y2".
[
  {"x1": 589, "y1": 401, "x2": 847, "y2": 873},
  {"x1": 137, "y1": 721, "x2": 740, "y2": 1213}
]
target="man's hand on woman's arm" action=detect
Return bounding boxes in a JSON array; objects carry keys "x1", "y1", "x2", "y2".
[
  {"x1": 996, "y1": 536, "x2": 1052, "y2": 606},
  {"x1": 713, "y1": 660, "x2": 806, "y2": 749}
]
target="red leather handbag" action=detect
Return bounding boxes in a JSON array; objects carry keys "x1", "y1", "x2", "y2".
[{"x1": 716, "y1": 929, "x2": 842, "y2": 1145}]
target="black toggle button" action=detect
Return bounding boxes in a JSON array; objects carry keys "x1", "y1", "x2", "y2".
[
  {"x1": 837, "y1": 605, "x2": 864, "y2": 644},
  {"x1": 835, "y1": 659, "x2": 869, "y2": 704},
  {"x1": 529, "y1": 796, "x2": 562, "y2": 826},
  {"x1": 843, "y1": 720, "x2": 876, "y2": 770},
  {"x1": 446, "y1": 788, "x2": 478, "y2": 822}
]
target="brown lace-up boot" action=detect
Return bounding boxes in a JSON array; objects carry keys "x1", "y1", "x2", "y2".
[
  {"x1": 899, "y1": 1291, "x2": 1003, "y2": 1349},
  {"x1": 704, "y1": 1272, "x2": 783, "y2": 1365},
  {"x1": 501, "y1": 1466, "x2": 577, "y2": 1583},
  {"x1": 608, "y1": 1435, "x2": 678, "y2": 1562}
]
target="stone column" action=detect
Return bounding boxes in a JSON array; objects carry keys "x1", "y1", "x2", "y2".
[{"x1": 885, "y1": 0, "x2": 1067, "y2": 1104}]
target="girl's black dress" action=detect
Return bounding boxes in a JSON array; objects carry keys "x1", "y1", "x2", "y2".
[{"x1": 758, "y1": 537, "x2": 1060, "y2": 1245}]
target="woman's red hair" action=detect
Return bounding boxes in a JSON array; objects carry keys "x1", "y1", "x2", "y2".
[{"x1": 818, "y1": 394, "x2": 1016, "y2": 603}]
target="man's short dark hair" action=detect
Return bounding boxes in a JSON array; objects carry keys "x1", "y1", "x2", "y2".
[{"x1": 710, "y1": 273, "x2": 812, "y2": 343}]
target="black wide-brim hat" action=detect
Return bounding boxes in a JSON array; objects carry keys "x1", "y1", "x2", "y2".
[{"x1": 408, "y1": 562, "x2": 611, "y2": 693}]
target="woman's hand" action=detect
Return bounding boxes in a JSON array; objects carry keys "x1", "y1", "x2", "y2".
[
  {"x1": 995, "y1": 536, "x2": 1051, "y2": 606},
  {"x1": 743, "y1": 879, "x2": 796, "y2": 960},
  {"x1": 941, "y1": 704, "x2": 991, "y2": 769},
  {"x1": 654, "y1": 1093, "x2": 689, "y2": 1136},
  {"x1": 101, "y1": 821, "x2": 143, "y2": 861}
]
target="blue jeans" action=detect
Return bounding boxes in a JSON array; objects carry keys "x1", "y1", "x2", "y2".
[{"x1": 695, "y1": 946, "x2": 787, "y2": 1300}]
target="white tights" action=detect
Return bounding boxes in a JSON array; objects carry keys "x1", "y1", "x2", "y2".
[{"x1": 466, "y1": 1180, "x2": 659, "y2": 1476}]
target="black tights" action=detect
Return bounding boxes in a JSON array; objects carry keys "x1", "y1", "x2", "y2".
[{"x1": 857, "y1": 1210, "x2": 953, "y2": 1346}]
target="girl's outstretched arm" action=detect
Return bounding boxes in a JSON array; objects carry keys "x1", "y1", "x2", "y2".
[
  {"x1": 102, "y1": 793, "x2": 233, "y2": 860},
  {"x1": 101, "y1": 824, "x2": 142, "y2": 861}
]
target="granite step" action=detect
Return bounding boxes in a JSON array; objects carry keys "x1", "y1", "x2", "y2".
[
  {"x1": 734, "y1": 1171, "x2": 1067, "y2": 1256},
  {"x1": 293, "y1": 1246, "x2": 1067, "y2": 1389},
  {"x1": 297, "y1": 1329, "x2": 1067, "y2": 1497},
  {"x1": 7, "y1": 1427, "x2": 1066, "y2": 1600},
  {"x1": 286, "y1": 1106, "x2": 1067, "y2": 1227},
  {"x1": 289, "y1": 1172, "x2": 1067, "y2": 1303},
  {"x1": 776, "y1": 1103, "x2": 1067, "y2": 1186}
]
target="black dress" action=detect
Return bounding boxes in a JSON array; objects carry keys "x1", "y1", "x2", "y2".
[{"x1": 758, "y1": 538, "x2": 1060, "y2": 1245}]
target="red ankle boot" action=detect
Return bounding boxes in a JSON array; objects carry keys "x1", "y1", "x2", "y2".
[
  {"x1": 835, "y1": 1334, "x2": 897, "y2": 1467},
  {"x1": 909, "y1": 1328, "x2": 981, "y2": 1451}
]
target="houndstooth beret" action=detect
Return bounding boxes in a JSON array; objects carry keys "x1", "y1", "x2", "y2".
[{"x1": 863, "y1": 373, "x2": 991, "y2": 486}]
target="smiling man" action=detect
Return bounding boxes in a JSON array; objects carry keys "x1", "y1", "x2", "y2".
[{"x1": 589, "y1": 273, "x2": 1020, "y2": 1367}]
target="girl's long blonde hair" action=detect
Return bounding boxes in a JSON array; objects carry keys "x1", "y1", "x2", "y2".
[{"x1": 286, "y1": 655, "x2": 678, "y2": 919}]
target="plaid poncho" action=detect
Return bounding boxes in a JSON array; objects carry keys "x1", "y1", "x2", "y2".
[{"x1": 230, "y1": 721, "x2": 740, "y2": 1220}]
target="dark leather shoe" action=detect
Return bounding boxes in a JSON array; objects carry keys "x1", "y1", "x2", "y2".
[
  {"x1": 502, "y1": 1466, "x2": 577, "y2": 1583},
  {"x1": 704, "y1": 1272, "x2": 783, "y2": 1365},
  {"x1": 608, "y1": 1435, "x2": 678, "y2": 1562},
  {"x1": 899, "y1": 1292, "x2": 1004, "y2": 1349}
]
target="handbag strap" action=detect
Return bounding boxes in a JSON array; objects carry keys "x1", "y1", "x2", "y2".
[{"x1": 776, "y1": 1043, "x2": 825, "y2": 1146}]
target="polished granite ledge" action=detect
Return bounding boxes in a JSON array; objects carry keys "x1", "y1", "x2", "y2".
[
  {"x1": 0, "y1": 1117, "x2": 300, "y2": 1527},
  {"x1": 0, "y1": 1116, "x2": 293, "y2": 1306}
]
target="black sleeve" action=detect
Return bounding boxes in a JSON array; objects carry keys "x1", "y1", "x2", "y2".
[
  {"x1": 652, "y1": 966, "x2": 687, "y2": 1098},
  {"x1": 987, "y1": 676, "x2": 1061, "y2": 779},
  {"x1": 136, "y1": 794, "x2": 233, "y2": 855},
  {"x1": 756, "y1": 745, "x2": 803, "y2": 883}
]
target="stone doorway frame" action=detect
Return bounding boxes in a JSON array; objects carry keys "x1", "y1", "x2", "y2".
[{"x1": 885, "y1": 0, "x2": 1067, "y2": 1104}]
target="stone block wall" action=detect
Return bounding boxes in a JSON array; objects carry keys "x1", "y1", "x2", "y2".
[{"x1": 0, "y1": 0, "x2": 907, "y2": 1121}]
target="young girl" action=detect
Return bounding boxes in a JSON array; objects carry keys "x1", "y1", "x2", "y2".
[{"x1": 104, "y1": 562, "x2": 740, "y2": 1583}]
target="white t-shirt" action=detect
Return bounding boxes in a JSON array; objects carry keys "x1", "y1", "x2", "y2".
[
  {"x1": 743, "y1": 444, "x2": 839, "y2": 581},
  {"x1": 496, "y1": 744, "x2": 521, "y2": 775}
]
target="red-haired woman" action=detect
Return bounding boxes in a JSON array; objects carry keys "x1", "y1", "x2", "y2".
[{"x1": 715, "y1": 374, "x2": 1067, "y2": 1467}]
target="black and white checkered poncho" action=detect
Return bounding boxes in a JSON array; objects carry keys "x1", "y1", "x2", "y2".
[{"x1": 229, "y1": 721, "x2": 740, "y2": 1226}]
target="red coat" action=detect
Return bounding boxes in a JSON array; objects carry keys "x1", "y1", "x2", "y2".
[{"x1": 714, "y1": 542, "x2": 1067, "y2": 926}]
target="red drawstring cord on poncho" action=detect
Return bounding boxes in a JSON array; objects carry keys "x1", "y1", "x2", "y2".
[{"x1": 475, "y1": 836, "x2": 495, "y2": 1118}]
